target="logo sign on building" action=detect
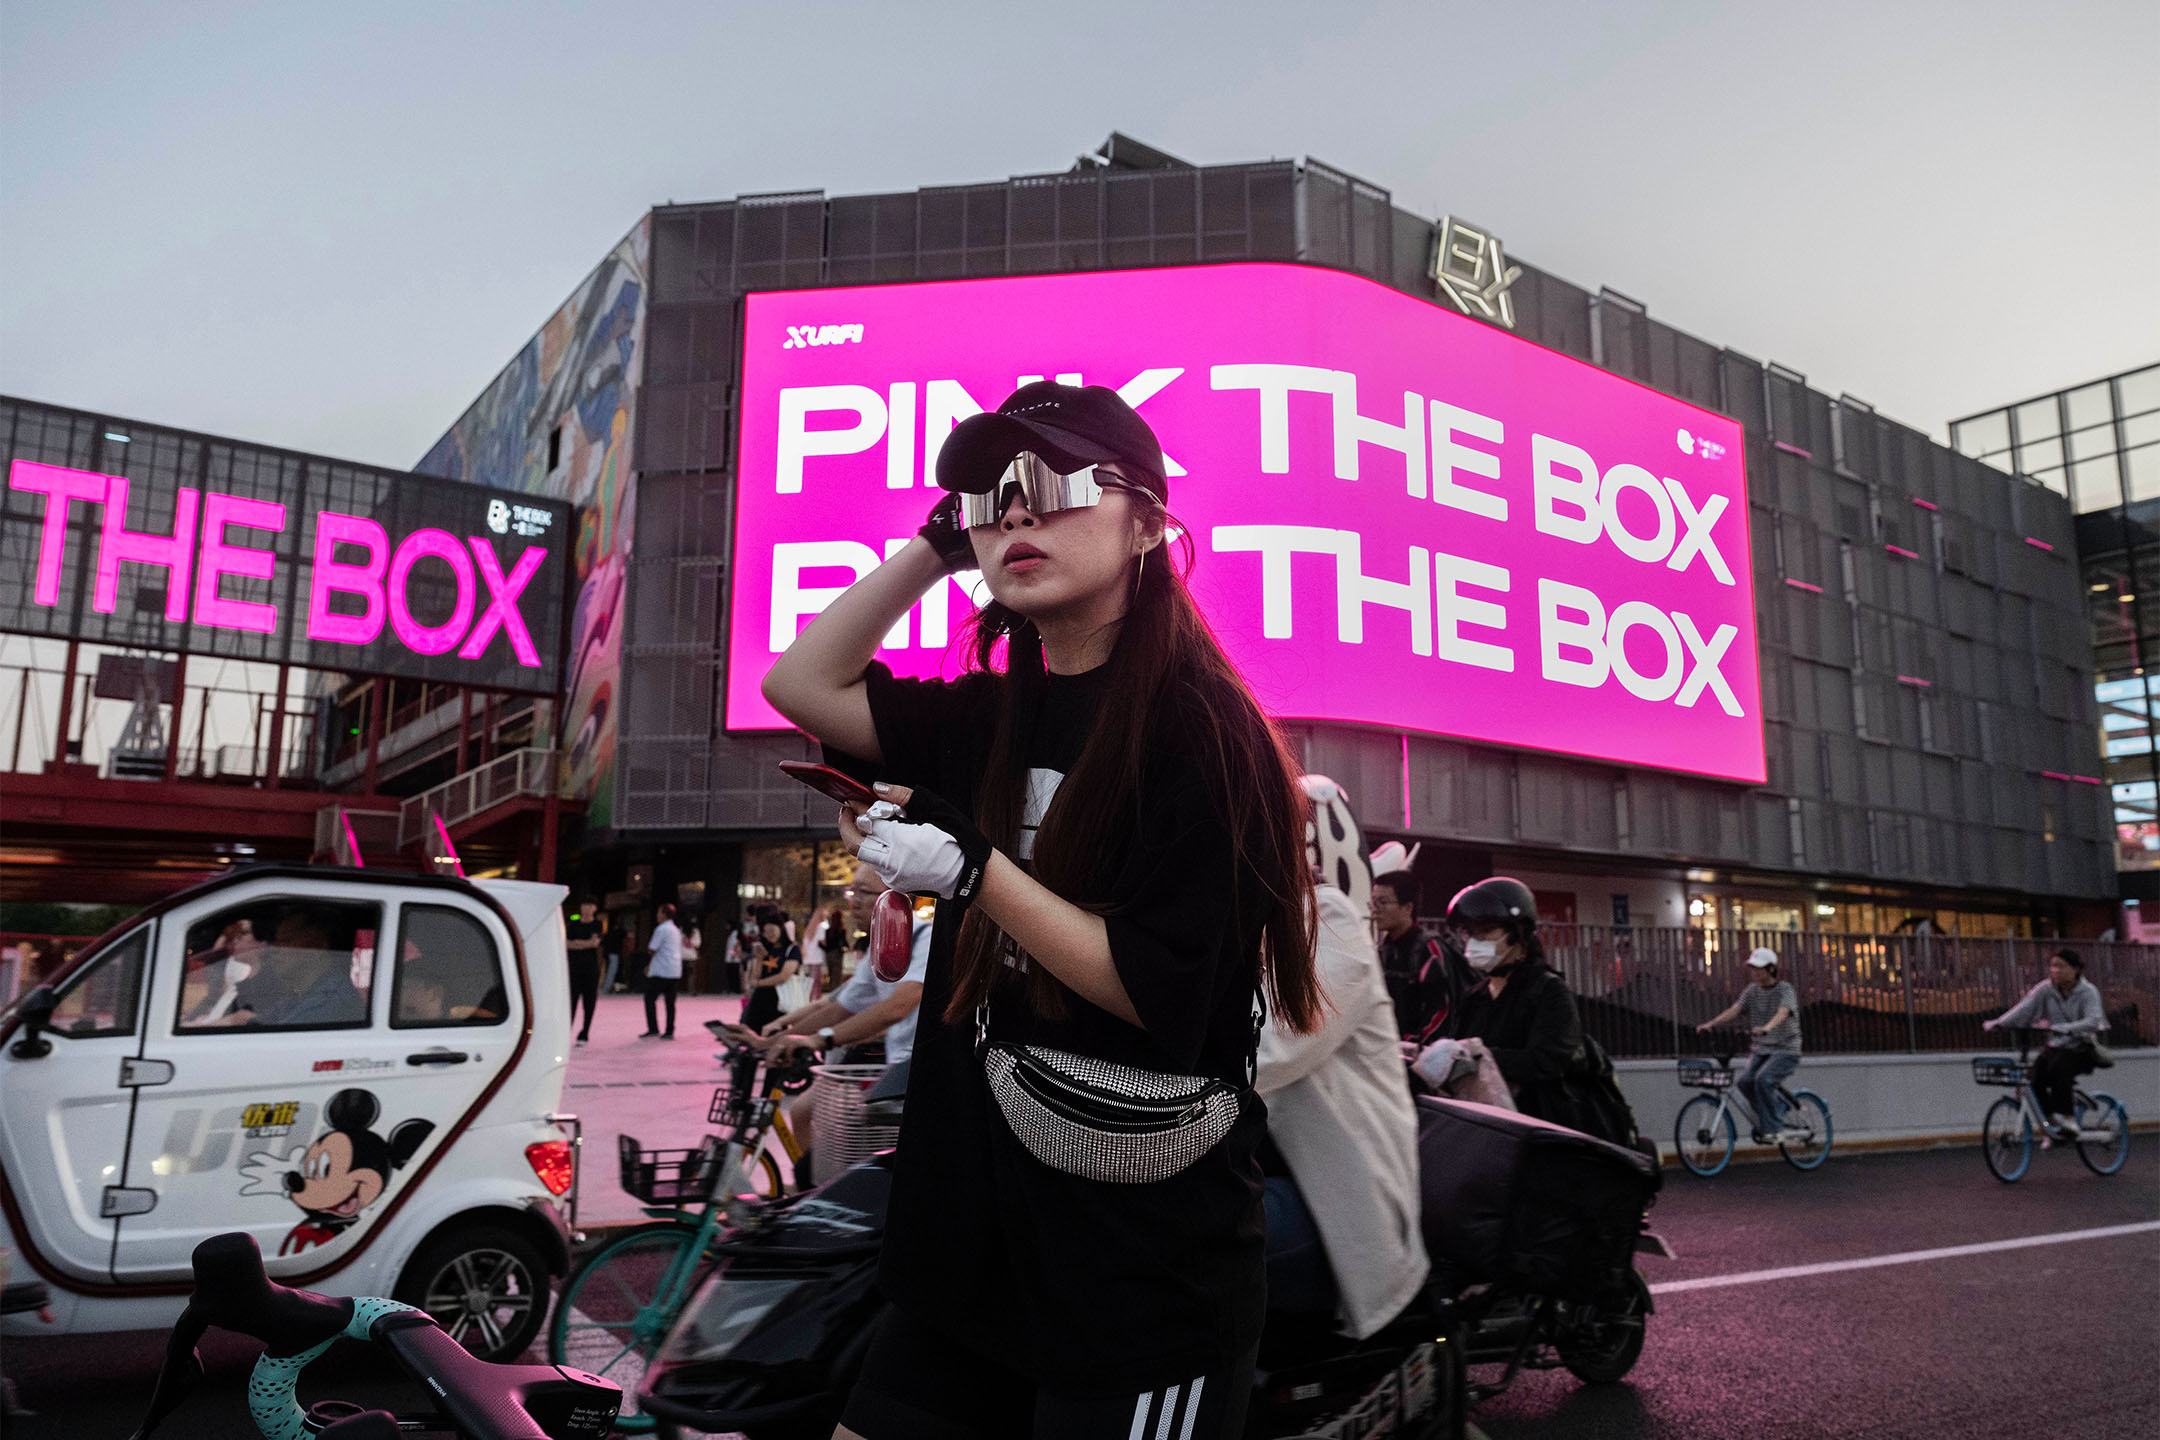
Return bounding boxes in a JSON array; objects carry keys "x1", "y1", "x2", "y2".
[
  {"x1": 1430, "y1": 217, "x2": 1522, "y2": 329},
  {"x1": 0, "y1": 404, "x2": 571, "y2": 695},
  {"x1": 729, "y1": 263, "x2": 1762, "y2": 784}
]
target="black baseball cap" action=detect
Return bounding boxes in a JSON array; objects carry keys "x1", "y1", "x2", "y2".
[{"x1": 935, "y1": 382, "x2": 1167, "y2": 500}]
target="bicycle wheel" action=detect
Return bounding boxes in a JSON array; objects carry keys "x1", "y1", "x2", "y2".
[
  {"x1": 1775, "y1": 1089, "x2": 1833, "y2": 1171},
  {"x1": 2074, "y1": 1091, "x2": 2131, "y2": 1177},
  {"x1": 1981, "y1": 1096, "x2": 2032, "y2": 1183},
  {"x1": 747, "y1": 1145, "x2": 786, "y2": 1198},
  {"x1": 1675, "y1": 1095, "x2": 1735, "y2": 1177},
  {"x1": 549, "y1": 1222, "x2": 706, "y2": 1433}
]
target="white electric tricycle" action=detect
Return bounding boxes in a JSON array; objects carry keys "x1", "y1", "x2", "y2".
[{"x1": 0, "y1": 865, "x2": 582, "y2": 1361}]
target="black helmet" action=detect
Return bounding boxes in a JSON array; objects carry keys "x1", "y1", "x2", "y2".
[{"x1": 1446, "y1": 877, "x2": 1539, "y2": 943}]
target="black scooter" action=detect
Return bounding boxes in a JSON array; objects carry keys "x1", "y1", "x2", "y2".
[{"x1": 633, "y1": 1085, "x2": 1665, "y2": 1440}]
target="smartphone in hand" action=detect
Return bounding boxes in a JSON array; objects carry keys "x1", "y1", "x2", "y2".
[{"x1": 777, "y1": 760, "x2": 878, "y2": 808}]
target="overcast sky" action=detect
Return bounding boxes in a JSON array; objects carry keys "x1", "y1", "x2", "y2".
[{"x1": 3, "y1": 0, "x2": 2153, "y2": 470}]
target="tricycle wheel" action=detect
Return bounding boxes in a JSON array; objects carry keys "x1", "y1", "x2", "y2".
[
  {"x1": 394, "y1": 1221, "x2": 548, "y2": 1362},
  {"x1": 1555, "y1": 1269, "x2": 1650, "y2": 1384}
]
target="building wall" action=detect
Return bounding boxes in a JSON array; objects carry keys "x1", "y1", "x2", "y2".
[
  {"x1": 414, "y1": 220, "x2": 649, "y2": 827},
  {"x1": 499, "y1": 151, "x2": 2109, "y2": 901},
  {"x1": 1953, "y1": 364, "x2": 2160, "y2": 881}
]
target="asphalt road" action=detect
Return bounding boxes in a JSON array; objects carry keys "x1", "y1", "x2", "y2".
[{"x1": 6, "y1": 1145, "x2": 2154, "y2": 1438}]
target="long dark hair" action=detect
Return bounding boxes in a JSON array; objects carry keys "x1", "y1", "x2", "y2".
[{"x1": 944, "y1": 522, "x2": 1321, "y2": 1036}]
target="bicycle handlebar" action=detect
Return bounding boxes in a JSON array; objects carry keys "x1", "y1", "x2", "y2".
[{"x1": 127, "y1": 1233, "x2": 619, "y2": 1440}]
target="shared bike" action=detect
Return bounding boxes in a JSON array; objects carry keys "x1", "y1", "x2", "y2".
[
  {"x1": 1973, "y1": 1027, "x2": 2129, "y2": 1183},
  {"x1": 1673, "y1": 1033, "x2": 1833, "y2": 1176},
  {"x1": 545, "y1": 1040, "x2": 814, "y2": 1432},
  {"x1": 128, "y1": 1230, "x2": 619, "y2": 1439}
]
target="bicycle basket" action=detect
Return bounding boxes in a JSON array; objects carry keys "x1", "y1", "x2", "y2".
[
  {"x1": 1677, "y1": 1059, "x2": 1733, "y2": 1089},
  {"x1": 1971, "y1": 1057, "x2": 2027, "y2": 1087},
  {"x1": 617, "y1": 1132, "x2": 725, "y2": 1206},
  {"x1": 706, "y1": 1085, "x2": 775, "y2": 1132},
  {"x1": 808, "y1": 1063, "x2": 901, "y2": 1186}
]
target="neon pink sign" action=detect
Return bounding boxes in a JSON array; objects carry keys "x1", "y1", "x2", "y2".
[
  {"x1": 729, "y1": 263, "x2": 1762, "y2": 783},
  {"x1": 7, "y1": 459, "x2": 554, "y2": 675}
]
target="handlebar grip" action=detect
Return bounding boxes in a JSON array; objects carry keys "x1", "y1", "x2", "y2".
[
  {"x1": 373, "y1": 1311, "x2": 553, "y2": 1440},
  {"x1": 188, "y1": 1232, "x2": 352, "y2": 1356}
]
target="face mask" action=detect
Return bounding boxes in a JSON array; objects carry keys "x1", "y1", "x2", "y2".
[{"x1": 1464, "y1": 938, "x2": 1503, "y2": 972}]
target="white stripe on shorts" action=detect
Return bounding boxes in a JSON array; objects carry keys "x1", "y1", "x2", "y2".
[{"x1": 1128, "y1": 1390, "x2": 1153, "y2": 1440}]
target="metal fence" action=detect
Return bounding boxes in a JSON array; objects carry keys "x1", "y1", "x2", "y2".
[
  {"x1": 1492, "y1": 925, "x2": 2158, "y2": 1058},
  {"x1": 396, "y1": 747, "x2": 559, "y2": 851}
]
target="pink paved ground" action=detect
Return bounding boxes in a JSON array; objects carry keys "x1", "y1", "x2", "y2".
[{"x1": 557, "y1": 988, "x2": 752, "y2": 1228}]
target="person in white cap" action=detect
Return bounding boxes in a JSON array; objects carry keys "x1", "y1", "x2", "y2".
[{"x1": 1697, "y1": 948, "x2": 1802, "y2": 1142}]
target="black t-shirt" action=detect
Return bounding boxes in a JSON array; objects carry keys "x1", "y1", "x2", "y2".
[
  {"x1": 565, "y1": 917, "x2": 602, "y2": 975},
  {"x1": 836, "y1": 660, "x2": 1269, "y2": 1395}
]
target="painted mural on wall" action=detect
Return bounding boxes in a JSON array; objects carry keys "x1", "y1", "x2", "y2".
[{"x1": 417, "y1": 220, "x2": 647, "y2": 826}]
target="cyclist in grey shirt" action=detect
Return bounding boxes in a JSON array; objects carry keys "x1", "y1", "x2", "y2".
[
  {"x1": 1985, "y1": 949, "x2": 2106, "y2": 1139},
  {"x1": 1698, "y1": 947, "x2": 1801, "y2": 1142}
]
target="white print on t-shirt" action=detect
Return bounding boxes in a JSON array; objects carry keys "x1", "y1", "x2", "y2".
[
  {"x1": 1016, "y1": 766, "x2": 1065, "y2": 861},
  {"x1": 1002, "y1": 766, "x2": 1068, "y2": 974}
]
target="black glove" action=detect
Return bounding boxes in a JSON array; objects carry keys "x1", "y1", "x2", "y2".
[{"x1": 917, "y1": 493, "x2": 977, "y2": 575}]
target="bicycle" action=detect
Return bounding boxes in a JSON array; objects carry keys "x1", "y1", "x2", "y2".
[
  {"x1": 545, "y1": 1040, "x2": 814, "y2": 1433},
  {"x1": 1673, "y1": 1032, "x2": 1833, "y2": 1176},
  {"x1": 1973, "y1": 1027, "x2": 2129, "y2": 1183},
  {"x1": 127, "y1": 1230, "x2": 619, "y2": 1439}
]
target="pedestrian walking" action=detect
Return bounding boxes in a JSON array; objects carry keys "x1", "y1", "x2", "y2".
[
  {"x1": 741, "y1": 918, "x2": 801, "y2": 1033},
  {"x1": 565, "y1": 897, "x2": 601, "y2": 1044},
  {"x1": 640, "y1": 903, "x2": 682, "y2": 1040},
  {"x1": 680, "y1": 919, "x2": 702, "y2": 995},
  {"x1": 1985, "y1": 948, "x2": 2107, "y2": 1141},
  {"x1": 600, "y1": 919, "x2": 626, "y2": 994},
  {"x1": 762, "y1": 381, "x2": 1321, "y2": 1438}
]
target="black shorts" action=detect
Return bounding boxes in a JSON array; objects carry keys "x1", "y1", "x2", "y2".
[{"x1": 841, "y1": 1307, "x2": 1254, "y2": 1440}]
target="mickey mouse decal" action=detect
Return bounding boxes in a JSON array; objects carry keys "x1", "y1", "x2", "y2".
[{"x1": 238, "y1": 1088, "x2": 434, "y2": 1255}]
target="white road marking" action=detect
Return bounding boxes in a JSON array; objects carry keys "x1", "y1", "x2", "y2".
[{"x1": 1650, "y1": 1220, "x2": 2160, "y2": 1295}]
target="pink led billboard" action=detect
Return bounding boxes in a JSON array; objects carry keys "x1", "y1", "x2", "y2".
[{"x1": 729, "y1": 262, "x2": 1762, "y2": 783}]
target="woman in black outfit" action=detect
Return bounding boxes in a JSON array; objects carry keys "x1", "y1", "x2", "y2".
[
  {"x1": 739, "y1": 919, "x2": 801, "y2": 1034},
  {"x1": 763, "y1": 383, "x2": 1320, "y2": 1440}
]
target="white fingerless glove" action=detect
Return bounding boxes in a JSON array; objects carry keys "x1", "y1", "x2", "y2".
[{"x1": 855, "y1": 801, "x2": 969, "y2": 899}]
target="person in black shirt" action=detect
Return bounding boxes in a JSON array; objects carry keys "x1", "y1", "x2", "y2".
[
  {"x1": 1371, "y1": 870, "x2": 1471, "y2": 1043},
  {"x1": 564, "y1": 897, "x2": 602, "y2": 1044},
  {"x1": 739, "y1": 916, "x2": 801, "y2": 1034},
  {"x1": 763, "y1": 382, "x2": 1321, "y2": 1440},
  {"x1": 1438, "y1": 877, "x2": 1583, "y2": 1125}
]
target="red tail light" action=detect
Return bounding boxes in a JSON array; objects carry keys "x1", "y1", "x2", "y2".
[{"x1": 525, "y1": 1139, "x2": 574, "y2": 1196}]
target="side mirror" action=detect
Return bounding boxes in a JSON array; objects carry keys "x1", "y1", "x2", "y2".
[{"x1": 9, "y1": 985, "x2": 57, "y2": 1059}]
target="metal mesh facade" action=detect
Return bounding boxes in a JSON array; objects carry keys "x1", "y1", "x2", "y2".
[
  {"x1": 1954, "y1": 363, "x2": 2160, "y2": 876},
  {"x1": 600, "y1": 153, "x2": 2111, "y2": 900}
]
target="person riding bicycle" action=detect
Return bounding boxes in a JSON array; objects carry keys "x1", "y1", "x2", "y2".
[
  {"x1": 1253, "y1": 776, "x2": 1429, "y2": 1339},
  {"x1": 1697, "y1": 948, "x2": 1803, "y2": 1143},
  {"x1": 741, "y1": 863, "x2": 932, "y2": 1159},
  {"x1": 1984, "y1": 948, "x2": 2106, "y2": 1141}
]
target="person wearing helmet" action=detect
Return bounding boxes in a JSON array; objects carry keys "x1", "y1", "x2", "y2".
[
  {"x1": 1434, "y1": 878, "x2": 1585, "y2": 1127},
  {"x1": 1253, "y1": 777, "x2": 1430, "y2": 1339},
  {"x1": 1697, "y1": 948, "x2": 1803, "y2": 1142}
]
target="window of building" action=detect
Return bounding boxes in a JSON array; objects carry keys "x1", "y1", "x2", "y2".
[
  {"x1": 177, "y1": 900, "x2": 379, "y2": 1031},
  {"x1": 392, "y1": 905, "x2": 509, "y2": 1028}
]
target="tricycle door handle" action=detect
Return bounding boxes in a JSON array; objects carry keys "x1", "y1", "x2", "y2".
[{"x1": 406, "y1": 1050, "x2": 468, "y2": 1066}]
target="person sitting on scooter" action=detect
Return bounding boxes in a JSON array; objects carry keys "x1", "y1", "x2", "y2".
[
  {"x1": 1433, "y1": 879, "x2": 1582, "y2": 1126},
  {"x1": 1255, "y1": 777, "x2": 1430, "y2": 1339},
  {"x1": 1697, "y1": 948, "x2": 1803, "y2": 1143}
]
